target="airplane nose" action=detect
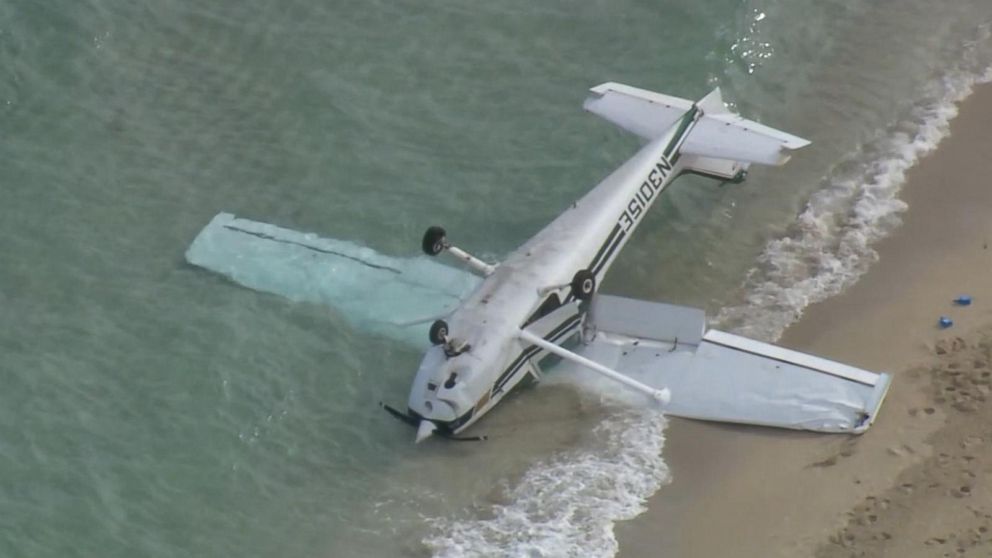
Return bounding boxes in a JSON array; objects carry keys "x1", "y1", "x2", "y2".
[{"x1": 415, "y1": 420, "x2": 437, "y2": 443}]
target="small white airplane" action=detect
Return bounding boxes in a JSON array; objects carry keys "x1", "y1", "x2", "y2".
[{"x1": 186, "y1": 82, "x2": 891, "y2": 443}]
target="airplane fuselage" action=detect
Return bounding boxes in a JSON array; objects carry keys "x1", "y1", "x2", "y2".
[{"x1": 407, "y1": 107, "x2": 700, "y2": 435}]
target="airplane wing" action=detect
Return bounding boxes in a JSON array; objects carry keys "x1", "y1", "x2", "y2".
[
  {"x1": 185, "y1": 213, "x2": 481, "y2": 347},
  {"x1": 573, "y1": 294, "x2": 890, "y2": 433}
]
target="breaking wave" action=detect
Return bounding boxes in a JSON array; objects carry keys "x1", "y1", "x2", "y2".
[
  {"x1": 423, "y1": 410, "x2": 669, "y2": 558},
  {"x1": 716, "y1": 51, "x2": 992, "y2": 341}
]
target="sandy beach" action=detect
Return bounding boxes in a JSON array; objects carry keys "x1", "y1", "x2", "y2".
[{"x1": 617, "y1": 83, "x2": 992, "y2": 557}]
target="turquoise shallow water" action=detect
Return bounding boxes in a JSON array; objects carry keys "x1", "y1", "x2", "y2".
[{"x1": 2, "y1": 1, "x2": 992, "y2": 556}]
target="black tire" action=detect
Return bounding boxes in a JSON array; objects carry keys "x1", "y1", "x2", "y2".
[
  {"x1": 570, "y1": 269, "x2": 596, "y2": 301},
  {"x1": 422, "y1": 226, "x2": 447, "y2": 256},
  {"x1": 428, "y1": 320, "x2": 449, "y2": 345}
]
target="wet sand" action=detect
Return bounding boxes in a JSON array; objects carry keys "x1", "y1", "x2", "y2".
[{"x1": 617, "y1": 83, "x2": 992, "y2": 557}]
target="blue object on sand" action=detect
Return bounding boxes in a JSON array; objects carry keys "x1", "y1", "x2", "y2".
[
  {"x1": 939, "y1": 316, "x2": 954, "y2": 329},
  {"x1": 954, "y1": 295, "x2": 972, "y2": 306}
]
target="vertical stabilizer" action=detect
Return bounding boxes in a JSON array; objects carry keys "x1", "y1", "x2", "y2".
[{"x1": 696, "y1": 87, "x2": 728, "y2": 115}]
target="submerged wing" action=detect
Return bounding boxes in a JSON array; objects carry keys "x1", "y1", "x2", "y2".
[
  {"x1": 185, "y1": 213, "x2": 481, "y2": 347},
  {"x1": 576, "y1": 295, "x2": 890, "y2": 433}
]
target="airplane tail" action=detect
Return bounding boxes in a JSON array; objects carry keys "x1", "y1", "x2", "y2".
[{"x1": 583, "y1": 82, "x2": 810, "y2": 181}]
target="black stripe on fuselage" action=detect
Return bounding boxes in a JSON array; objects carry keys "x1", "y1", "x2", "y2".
[
  {"x1": 494, "y1": 314, "x2": 581, "y2": 393},
  {"x1": 663, "y1": 107, "x2": 699, "y2": 159},
  {"x1": 586, "y1": 109, "x2": 697, "y2": 279},
  {"x1": 421, "y1": 109, "x2": 703, "y2": 437},
  {"x1": 591, "y1": 229, "x2": 626, "y2": 277},
  {"x1": 587, "y1": 223, "x2": 622, "y2": 275},
  {"x1": 493, "y1": 314, "x2": 581, "y2": 395}
]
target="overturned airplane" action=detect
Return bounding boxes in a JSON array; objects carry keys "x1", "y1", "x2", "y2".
[{"x1": 187, "y1": 82, "x2": 891, "y2": 443}]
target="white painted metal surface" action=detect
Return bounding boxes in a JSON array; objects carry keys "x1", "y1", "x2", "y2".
[
  {"x1": 589, "y1": 294, "x2": 706, "y2": 346},
  {"x1": 584, "y1": 82, "x2": 810, "y2": 165},
  {"x1": 445, "y1": 245, "x2": 496, "y2": 276},
  {"x1": 703, "y1": 330, "x2": 882, "y2": 386}
]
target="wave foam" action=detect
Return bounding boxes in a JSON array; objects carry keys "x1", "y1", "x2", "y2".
[
  {"x1": 716, "y1": 56, "x2": 992, "y2": 341},
  {"x1": 423, "y1": 410, "x2": 669, "y2": 558}
]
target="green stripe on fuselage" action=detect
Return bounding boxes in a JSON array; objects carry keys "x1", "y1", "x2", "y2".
[{"x1": 663, "y1": 106, "x2": 699, "y2": 159}]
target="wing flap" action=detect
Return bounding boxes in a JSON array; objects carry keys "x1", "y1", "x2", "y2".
[{"x1": 589, "y1": 294, "x2": 706, "y2": 346}]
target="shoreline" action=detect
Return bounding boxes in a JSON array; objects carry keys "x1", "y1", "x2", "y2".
[{"x1": 617, "y1": 83, "x2": 992, "y2": 557}]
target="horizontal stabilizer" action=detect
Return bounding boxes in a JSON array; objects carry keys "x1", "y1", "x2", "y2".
[
  {"x1": 583, "y1": 82, "x2": 810, "y2": 168},
  {"x1": 185, "y1": 213, "x2": 480, "y2": 346},
  {"x1": 680, "y1": 108, "x2": 810, "y2": 166},
  {"x1": 573, "y1": 295, "x2": 889, "y2": 433},
  {"x1": 583, "y1": 82, "x2": 694, "y2": 141}
]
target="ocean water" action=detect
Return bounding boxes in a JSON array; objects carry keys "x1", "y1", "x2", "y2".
[{"x1": 2, "y1": 1, "x2": 992, "y2": 557}]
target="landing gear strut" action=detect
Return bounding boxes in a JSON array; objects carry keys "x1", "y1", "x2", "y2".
[{"x1": 419, "y1": 225, "x2": 496, "y2": 276}]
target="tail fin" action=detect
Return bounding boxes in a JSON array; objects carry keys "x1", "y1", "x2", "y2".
[{"x1": 583, "y1": 82, "x2": 810, "y2": 180}]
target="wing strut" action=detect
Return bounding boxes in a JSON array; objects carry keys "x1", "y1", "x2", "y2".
[{"x1": 517, "y1": 329, "x2": 671, "y2": 403}]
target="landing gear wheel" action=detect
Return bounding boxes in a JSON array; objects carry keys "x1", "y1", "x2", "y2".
[
  {"x1": 422, "y1": 226, "x2": 447, "y2": 256},
  {"x1": 570, "y1": 269, "x2": 596, "y2": 301},
  {"x1": 428, "y1": 320, "x2": 449, "y2": 345}
]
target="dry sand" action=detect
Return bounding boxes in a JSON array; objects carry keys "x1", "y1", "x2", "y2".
[{"x1": 617, "y1": 83, "x2": 992, "y2": 557}]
